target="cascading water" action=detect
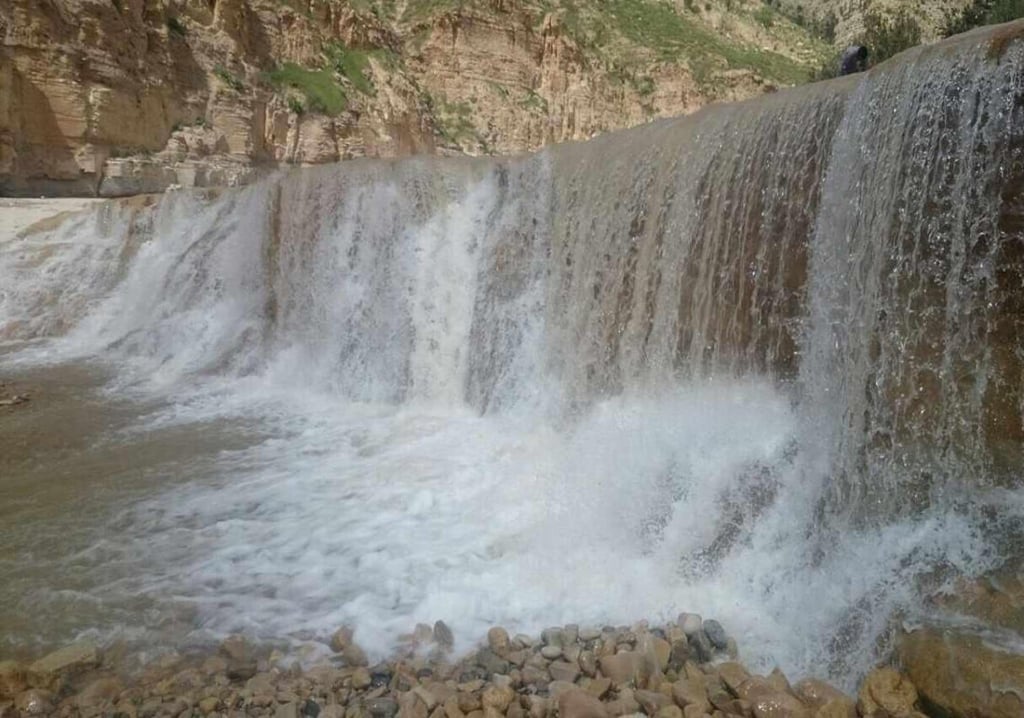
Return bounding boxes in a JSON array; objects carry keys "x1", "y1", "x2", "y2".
[{"x1": 2, "y1": 23, "x2": 1023, "y2": 687}]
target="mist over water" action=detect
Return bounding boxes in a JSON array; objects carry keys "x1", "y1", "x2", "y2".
[{"x1": 2, "y1": 27, "x2": 1023, "y2": 687}]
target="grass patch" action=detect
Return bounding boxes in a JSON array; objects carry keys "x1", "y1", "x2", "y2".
[
  {"x1": 425, "y1": 91, "x2": 482, "y2": 147},
  {"x1": 519, "y1": 89, "x2": 549, "y2": 112},
  {"x1": 266, "y1": 63, "x2": 348, "y2": 115},
  {"x1": 754, "y1": 6, "x2": 775, "y2": 29},
  {"x1": 324, "y1": 42, "x2": 376, "y2": 95},
  {"x1": 486, "y1": 80, "x2": 510, "y2": 98},
  {"x1": 762, "y1": 1, "x2": 836, "y2": 43},
  {"x1": 214, "y1": 66, "x2": 245, "y2": 92},
  {"x1": 564, "y1": 0, "x2": 810, "y2": 86},
  {"x1": 633, "y1": 74, "x2": 656, "y2": 96}
]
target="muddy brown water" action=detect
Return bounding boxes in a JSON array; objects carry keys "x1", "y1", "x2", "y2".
[{"x1": 0, "y1": 355, "x2": 270, "y2": 661}]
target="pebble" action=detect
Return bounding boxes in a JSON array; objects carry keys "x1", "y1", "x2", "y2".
[
  {"x1": 14, "y1": 690, "x2": 54, "y2": 716},
  {"x1": 540, "y1": 645, "x2": 563, "y2": 660},
  {"x1": 549, "y1": 661, "x2": 580, "y2": 683},
  {"x1": 688, "y1": 631, "x2": 714, "y2": 662},
  {"x1": 578, "y1": 650, "x2": 598, "y2": 678},
  {"x1": 558, "y1": 688, "x2": 608, "y2": 718},
  {"x1": 702, "y1": 620, "x2": 728, "y2": 650},
  {"x1": 434, "y1": 622, "x2": 455, "y2": 648},
  {"x1": 0, "y1": 662, "x2": 27, "y2": 699},
  {"x1": 331, "y1": 627, "x2": 356, "y2": 653},
  {"x1": 677, "y1": 614, "x2": 702, "y2": 637},
  {"x1": 541, "y1": 628, "x2": 563, "y2": 647},
  {"x1": 0, "y1": 619, "x2": 917, "y2": 718},
  {"x1": 475, "y1": 648, "x2": 509, "y2": 676},
  {"x1": 487, "y1": 627, "x2": 510, "y2": 656},
  {"x1": 367, "y1": 697, "x2": 400, "y2": 718},
  {"x1": 598, "y1": 652, "x2": 644, "y2": 688}
]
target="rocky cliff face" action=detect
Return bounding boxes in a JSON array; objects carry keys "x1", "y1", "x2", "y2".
[{"x1": 0, "y1": 0, "x2": 828, "y2": 196}]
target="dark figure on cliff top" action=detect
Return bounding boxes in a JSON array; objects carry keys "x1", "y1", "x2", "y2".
[{"x1": 840, "y1": 45, "x2": 870, "y2": 76}]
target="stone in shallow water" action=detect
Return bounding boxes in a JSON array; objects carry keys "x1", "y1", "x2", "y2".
[
  {"x1": 28, "y1": 642, "x2": 98, "y2": 685},
  {"x1": 76, "y1": 677, "x2": 123, "y2": 709},
  {"x1": 0, "y1": 662, "x2": 27, "y2": 700},
  {"x1": 344, "y1": 644, "x2": 370, "y2": 668},
  {"x1": 331, "y1": 627, "x2": 356, "y2": 653},
  {"x1": 14, "y1": 689, "x2": 54, "y2": 716}
]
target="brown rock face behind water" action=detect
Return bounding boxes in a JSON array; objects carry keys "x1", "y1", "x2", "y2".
[
  {"x1": 898, "y1": 628, "x2": 1024, "y2": 718},
  {"x1": 0, "y1": 0, "x2": 789, "y2": 198}
]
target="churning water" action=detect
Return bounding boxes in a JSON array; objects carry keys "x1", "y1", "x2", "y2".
[{"x1": 2, "y1": 24, "x2": 1023, "y2": 687}]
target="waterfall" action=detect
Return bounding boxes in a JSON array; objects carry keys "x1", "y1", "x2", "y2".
[{"x1": 2, "y1": 21, "x2": 1023, "y2": 686}]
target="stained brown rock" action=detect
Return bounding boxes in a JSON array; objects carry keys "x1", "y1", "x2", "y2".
[{"x1": 856, "y1": 668, "x2": 918, "y2": 717}]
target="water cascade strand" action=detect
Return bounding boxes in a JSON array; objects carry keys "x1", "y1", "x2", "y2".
[{"x1": 1, "y1": 23, "x2": 1023, "y2": 687}]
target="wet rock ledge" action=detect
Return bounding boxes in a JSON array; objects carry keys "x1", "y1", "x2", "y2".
[{"x1": 0, "y1": 616, "x2": 930, "y2": 718}]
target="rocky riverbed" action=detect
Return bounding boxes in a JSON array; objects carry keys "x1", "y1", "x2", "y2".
[{"x1": 0, "y1": 616, "x2": 930, "y2": 718}]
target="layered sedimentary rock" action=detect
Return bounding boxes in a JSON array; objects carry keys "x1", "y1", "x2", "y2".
[{"x1": 1, "y1": 0, "x2": 817, "y2": 197}]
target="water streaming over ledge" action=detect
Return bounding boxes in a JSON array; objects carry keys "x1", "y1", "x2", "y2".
[{"x1": 2, "y1": 23, "x2": 1024, "y2": 686}]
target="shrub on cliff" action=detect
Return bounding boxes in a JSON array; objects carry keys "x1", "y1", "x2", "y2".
[{"x1": 943, "y1": 0, "x2": 1024, "y2": 37}]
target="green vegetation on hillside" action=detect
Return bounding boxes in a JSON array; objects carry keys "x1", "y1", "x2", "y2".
[
  {"x1": 541, "y1": 0, "x2": 821, "y2": 89},
  {"x1": 214, "y1": 66, "x2": 246, "y2": 92},
  {"x1": 263, "y1": 39, "x2": 400, "y2": 114},
  {"x1": 761, "y1": 0, "x2": 837, "y2": 43},
  {"x1": 324, "y1": 42, "x2": 376, "y2": 95},
  {"x1": 397, "y1": 0, "x2": 828, "y2": 90},
  {"x1": 267, "y1": 63, "x2": 348, "y2": 114},
  {"x1": 943, "y1": 0, "x2": 1024, "y2": 36},
  {"x1": 812, "y1": 8, "x2": 923, "y2": 80}
]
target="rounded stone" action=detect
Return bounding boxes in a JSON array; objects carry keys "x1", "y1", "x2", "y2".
[
  {"x1": 330, "y1": 627, "x2": 355, "y2": 653},
  {"x1": 677, "y1": 615, "x2": 702, "y2": 638},
  {"x1": 487, "y1": 628, "x2": 510, "y2": 656},
  {"x1": 702, "y1": 620, "x2": 727, "y2": 650},
  {"x1": 434, "y1": 621, "x2": 455, "y2": 647}
]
